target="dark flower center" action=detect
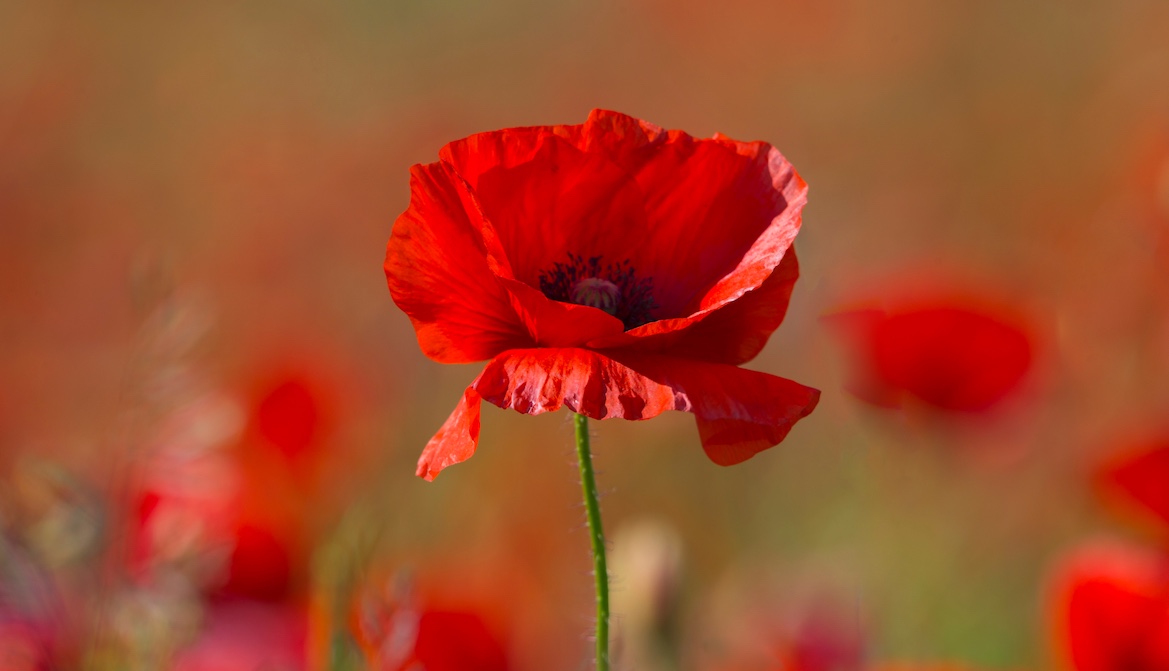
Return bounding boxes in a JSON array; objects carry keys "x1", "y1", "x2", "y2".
[{"x1": 538, "y1": 253, "x2": 657, "y2": 330}]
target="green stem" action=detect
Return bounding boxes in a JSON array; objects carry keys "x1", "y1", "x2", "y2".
[{"x1": 573, "y1": 413, "x2": 610, "y2": 671}]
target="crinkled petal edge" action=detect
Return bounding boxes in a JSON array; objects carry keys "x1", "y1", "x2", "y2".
[{"x1": 416, "y1": 348, "x2": 820, "y2": 480}]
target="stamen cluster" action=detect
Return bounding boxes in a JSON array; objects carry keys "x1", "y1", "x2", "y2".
[{"x1": 538, "y1": 253, "x2": 657, "y2": 329}]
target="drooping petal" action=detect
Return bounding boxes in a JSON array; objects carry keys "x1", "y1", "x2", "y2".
[
  {"x1": 386, "y1": 162, "x2": 531, "y2": 363},
  {"x1": 416, "y1": 385, "x2": 483, "y2": 481},
  {"x1": 473, "y1": 348, "x2": 686, "y2": 419},
  {"x1": 417, "y1": 348, "x2": 819, "y2": 479},
  {"x1": 664, "y1": 353, "x2": 820, "y2": 466},
  {"x1": 1097, "y1": 440, "x2": 1169, "y2": 532}
]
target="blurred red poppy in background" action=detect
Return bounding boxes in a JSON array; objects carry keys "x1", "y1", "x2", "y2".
[
  {"x1": 254, "y1": 376, "x2": 325, "y2": 460},
  {"x1": 1048, "y1": 541, "x2": 1169, "y2": 671},
  {"x1": 1097, "y1": 438, "x2": 1169, "y2": 536},
  {"x1": 236, "y1": 361, "x2": 351, "y2": 493},
  {"x1": 827, "y1": 296, "x2": 1034, "y2": 413},
  {"x1": 352, "y1": 577, "x2": 510, "y2": 671},
  {"x1": 132, "y1": 416, "x2": 304, "y2": 603},
  {"x1": 132, "y1": 364, "x2": 343, "y2": 603},
  {"x1": 386, "y1": 109, "x2": 819, "y2": 479}
]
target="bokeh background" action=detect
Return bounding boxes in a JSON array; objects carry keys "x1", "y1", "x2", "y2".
[{"x1": 3, "y1": 1, "x2": 1169, "y2": 669}]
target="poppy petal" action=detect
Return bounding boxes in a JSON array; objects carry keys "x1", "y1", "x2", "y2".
[
  {"x1": 436, "y1": 110, "x2": 806, "y2": 359},
  {"x1": 632, "y1": 136, "x2": 806, "y2": 320},
  {"x1": 443, "y1": 110, "x2": 804, "y2": 312},
  {"x1": 440, "y1": 130, "x2": 645, "y2": 347},
  {"x1": 568, "y1": 110, "x2": 806, "y2": 320},
  {"x1": 498, "y1": 275, "x2": 627, "y2": 347},
  {"x1": 441, "y1": 130, "x2": 652, "y2": 289},
  {"x1": 417, "y1": 348, "x2": 819, "y2": 479},
  {"x1": 666, "y1": 247, "x2": 800, "y2": 365},
  {"x1": 668, "y1": 355, "x2": 820, "y2": 466},
  {"x1": 587, "y1": 247, "x2": 800, "y2": 365},
  {"x1": 581, "y1": 110, "x2": 807, "y2": 353},
  {"x1": 416, "y1": 385, "x2": 483, "y2": 481},
  {"x1": 386, "y1": 162, "x2": 531, "y2": 363},
  {"x1": 473, "y1": 348, "x2": 684, "y2": 419}
]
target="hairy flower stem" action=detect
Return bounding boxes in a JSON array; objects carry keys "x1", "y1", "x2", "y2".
[{"x1": 573, "y1": 413, "x2": 610, "y2": 671}]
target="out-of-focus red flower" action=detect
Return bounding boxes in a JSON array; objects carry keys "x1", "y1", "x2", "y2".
[
  {"x1": 240, "y1": 361, "x2": 343, "y2": 460},
  {"x1": 827, "y1": 298, "x2": 1033, "y2": 413},
  {"x1": 385, "y1": 109, "x2": 819, "y2": 479},
  {"x1": 130, "y1": 383, "x2": 311, "y2": 602},
  {"x1": 134, "y1": 464, "x2": 301, "y2": 602},
  {"x1": 255, "y1": 376, "x2": 323, "y2": 459},
  {"x1": 222, "y1": 366, "x2": 351, "y2": 601},
  {"x1": 236, "y1": 362, "x2": 350, "y2": 494},
  {"x1": 219, "y1": 522, "x2": 293, "y2": 602},
  {"x1": 132, "y1": 449, "x2": 240, "y2": 587},
  {"x1": 1097, "y1": 438, "x2": 1169, "y2": 537},
  {"x1": 1048, "y1": 541, "x2": 1169, "y2": 671},
  {"x1": 362, "y1": 610, "x2": 510, "y2": 671},
  {"x1": 353, "y1": 578, "x2": 510, "y2": 671},
  {"x1": 407, "y1": 611, "x2": 509, "y2": 671}
]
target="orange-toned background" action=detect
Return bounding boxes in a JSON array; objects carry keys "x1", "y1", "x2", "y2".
[{"x1": 3, "y1": 1, "x2": 1169, "y2": 669}]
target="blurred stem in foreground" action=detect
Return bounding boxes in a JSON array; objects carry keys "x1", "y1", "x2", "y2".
[{"x1": 574, "y1": 413, "x2": 610, "y2": 671}]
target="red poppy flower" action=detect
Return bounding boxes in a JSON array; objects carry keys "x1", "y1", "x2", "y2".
[
  {"x1": 385, "y1": 109, "x2": 819, "y2": 479},
  {"x1": 254, "y1": 376, "x2": 323, "y2": 459},
  {"x1": 218, "y1": 521, "x2": 294, "y2": 602},
  {"x1": 134, "y1": 464, "x2": 302, "y2": 602},
  {"x1": 1097, "y1": 438, "x2": 1169, "y2": 534},
  {"x1": 131, "y1": 386, "x2": 310, "y2": 601},
  {"x1": 403, "y1": 611, "x2": 509, "y2": 671},
  {"x1": 352, "y1": 580, "x2": 510, "y2": 671},
  {"x1": 826, "y1": 298, "x2": 1033, "y2": 413},
  {"x1": 1048, "y1": 541, "x2": 1169, "y2": 671}
]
